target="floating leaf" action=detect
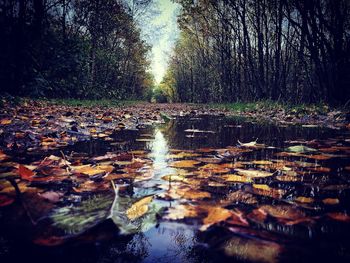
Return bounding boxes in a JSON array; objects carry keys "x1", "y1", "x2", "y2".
[
  {"x1": 196, "y1": 157, "x2": 221, "y2": 164},
  {"x1": 328, "y1": 212, "x2": 350, "y2": 222},
  {"x1": 0, "y1": 119, "x2": 12, "y2": 125},
  {"x1": 72, "y1": 165, "x2": 107, "y2": 176},
  {"x1": 222, "y1": 174, "x2": 252, "y2": 183},
  {"x1": 201, "y1": 206, "x2": 232, "y2": 231},
  {"x1": 322, "y1": 198, "x2": 339, "y2": 205},
  {"x1": 259, "y1": 205, "x2": 305, "y2": 220},
  {"x1": 236, "y1": 169, "x2": 273, "y2": 178},
  {"x1": 222, "y1": 190, "x2": 257, "y2": 205},
  {"x1": 181, "y1": 189, "x2": 211, "y2": 200},
  {"x1": 295, "y1": 196, "x2": 314, "y2": 203},
  {"x1": 253, "y1": 184, "x2": 271, "y2": 191},
  {"x1": 126, "y1": 196, "x2": 153, "y2": 221},
  {"x1": 169, "y1": 160, "x2": 200, "y2": 168}
]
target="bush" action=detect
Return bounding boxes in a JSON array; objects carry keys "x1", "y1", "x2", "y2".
[{"x1": 152, "y1": 88, "x2": 168, "y2": 103}]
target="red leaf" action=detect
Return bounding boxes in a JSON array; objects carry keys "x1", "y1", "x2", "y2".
[{"x1": 19, "y1": 164, "x2": 35, "y2": 181}]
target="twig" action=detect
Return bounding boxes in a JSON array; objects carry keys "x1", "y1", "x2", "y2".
[{"x1": 60, "y1": 150, "x2": 71, "y2": 172}]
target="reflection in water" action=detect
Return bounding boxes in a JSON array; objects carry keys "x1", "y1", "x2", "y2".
[
  {"x1": 149, "y1": 128, "x2": 175, "y2": 180},
  {"x1": 151, "y1": 129, "x2": 169, "y2": 173}
]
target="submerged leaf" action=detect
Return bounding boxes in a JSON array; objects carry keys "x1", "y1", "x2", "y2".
[{"x1": 222, "y1": 235, "x2": 284, "y2": 263}]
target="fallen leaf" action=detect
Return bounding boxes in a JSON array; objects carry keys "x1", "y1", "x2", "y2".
[
  {"x1": 126, "y1": 196, "x2": 153, "y2": 221},
  {"x1": 328, "y1": 212, "x2": 350, "y2": 222},
  {"x1": 322, "y1": 198, "x2": 339, "y2": 205},
  {"x1": 236, "y1": 169, "x2": 273, "y2": 178},
  {"x1": 18, "y1": 164, "x2": 35, "y2": 181},
  {"x1": 295, "y1": 196, "x2": 314, "y2": 203},
  {"x1": 169, "y1": 160, "x2": 201, "y2": 168},
  {"x1": 201, "y1": 206, "x2": 232, "y2": 230},
  {"x1": 222, "y1": 174, "x2": 252, "y2": 183}
]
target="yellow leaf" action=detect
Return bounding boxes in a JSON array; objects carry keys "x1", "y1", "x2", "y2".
[
  {"x1": 201, "y1": 206, "x2": 232, "y2": 231},
  {"x1": 223, "y1": 174, "x2": 252, "y2": 183},
  {"x1": 73, "y1": 165, "x2": 105, "y2": 176},
  {"x1": 253, "y1": 184, "x2": 270, "y2": 191},
  {"x1": 126, "y1": 196, "x2": 153, "y2": 220},
  {"x1": 252, "y1": 160, "x2": 273, "y2": 165},
  {"x1": 236, "y1": 169, "x2": 273, "y2": 178},
  {"x1": 295, "y1": 196, "x2": 314, "y2": 203},
  {"x1": 169, "y1": 160, "x2": 200, "y2": 168},
  {"x1": 0, "y1": 119, "x2": 12, "y2": 125}
]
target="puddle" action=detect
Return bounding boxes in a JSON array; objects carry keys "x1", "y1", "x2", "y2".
[{"x1": 1, "y1": 115, "x2": 350, "y2": 263}]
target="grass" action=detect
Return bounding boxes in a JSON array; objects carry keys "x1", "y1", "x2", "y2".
[
  {"x1": 43, "y1": 98, "x2": 142, "y2": 107},
  {"x1": 0, "y1": 97, "x2": 142, "y2": 108},
  {"x1": 209, "y1": 100, "x2": 330, "y2": 114}
]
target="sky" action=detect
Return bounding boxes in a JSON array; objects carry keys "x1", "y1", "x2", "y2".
[{"x1": 139, "y1": 0, "x2": 181, "y2": 84}]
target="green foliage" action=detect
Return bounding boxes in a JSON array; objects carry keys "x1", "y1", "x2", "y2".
[{"x1": 152, "y1": 87, "x2": 168, "y2": 103}]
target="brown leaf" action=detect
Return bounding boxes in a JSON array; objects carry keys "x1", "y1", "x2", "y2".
[
  {"x1": 170, "y1": 160, "x2": 201, "y2": 168},
  {"x1": 201, "y1": 206, "x2": 232, "y2": 230}
]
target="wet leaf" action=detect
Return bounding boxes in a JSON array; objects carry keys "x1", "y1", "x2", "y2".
[
  {"x1": 72, "y1": 165, "x2": 107, "y2": 176},
  {"x1": 222, "y1": 174, "x2": 252, "y2": 183},
  {"x1": 169, "y1": 160, "x2": 200, "y2": 168},
  {"x1": 18, "y1": 164, "x2": 35, "y2": 181},
  {"x1": 322, "y1": 198, "x2": 339, "y2": 205},
  {"x1": 295, "y1": 196, "x2": 314, "y2": 203},
  {"x1": 180, "y1": 189, "x2": 211, "y2": 200},
  {"x1": 236, "y1": 169, "x2": 273, "y2": 178},
  {"x1": 238, "y1": 139, "x2": 264, "y2": 147},
  {"x1": 201, "y1": 206, "x2": 232, "y2": 231},
  {"x1": 259, "y1": 205, "x2": 305, "y2": 220},
  {"x1": 222, "y1": 190, "x2": 257, "y2": 205},
  {"x1": 328, "y1": 212, "x2": 350, "y2": 222},
  {"x1": 196, "y1": 157, "x2": 221, "y2": 164},
  {"x1": 252, "y1": 160, "x2": 273, "y2": 165},
  {"x1": 0, "y1": 119, "x2": 12, "y2": 125},
  {"x1": 126, "y1": 196, "x2": 153, "y2": 221}
]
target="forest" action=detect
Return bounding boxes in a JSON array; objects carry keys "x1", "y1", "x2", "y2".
[
  {"x1": 0, "y1": 0, "x2": 153, "y2": 99},
  {"x1": 160, "y1": 0, "x2": 350, "y2": 104},
  {"x1": 1, "y1": 0, "x2": 349, "y2": 105}
]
